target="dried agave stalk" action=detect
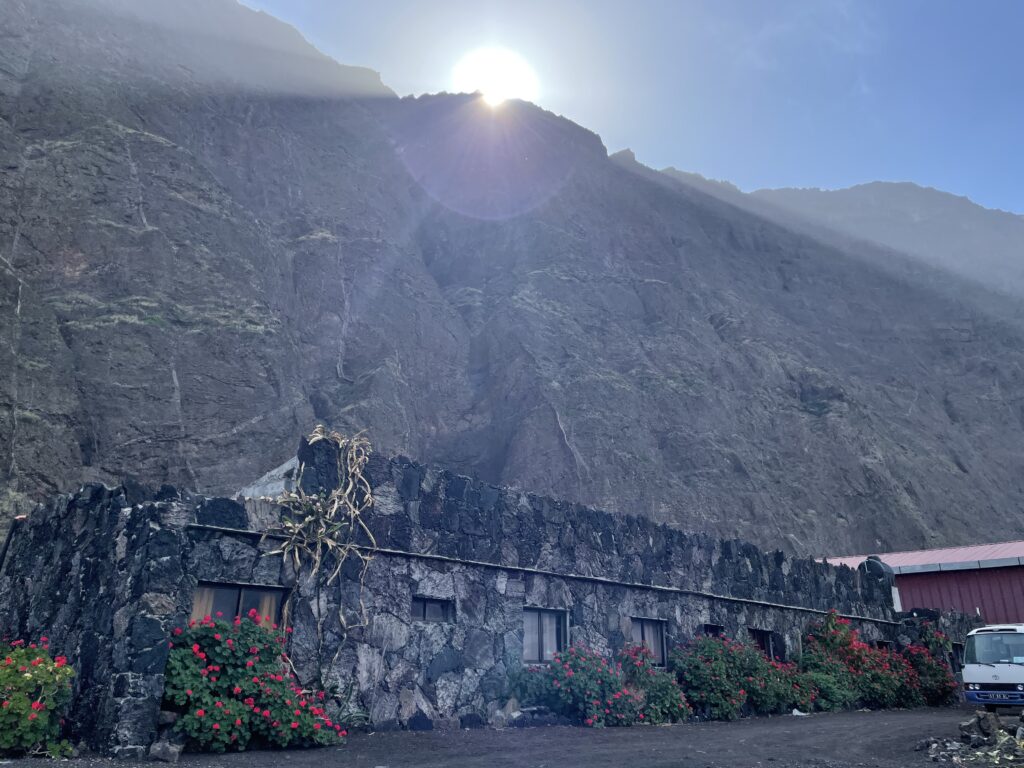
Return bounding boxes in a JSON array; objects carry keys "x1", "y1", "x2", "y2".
[{"x1": 263, "y1": 425, "x2": 377, "y2": 692}]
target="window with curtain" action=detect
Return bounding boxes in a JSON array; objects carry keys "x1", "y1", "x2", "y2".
[
  {"x1": 522, "y1": 608, "x2": 566, "y2": 663},
  {"x1": 190, "y1": 582, "x2": 285, "y2": 624},
  {"x1": 630, "y1": 617, "x2": 666, "y2": 665}
]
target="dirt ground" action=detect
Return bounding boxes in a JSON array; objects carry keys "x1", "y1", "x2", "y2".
[{"x1": 1, "y1": 706, "x2": 982, "y2": 768}]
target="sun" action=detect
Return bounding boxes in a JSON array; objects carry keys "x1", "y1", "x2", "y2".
[{"x1": 451, "y1": 47, "x2": 539, "y2": 107}]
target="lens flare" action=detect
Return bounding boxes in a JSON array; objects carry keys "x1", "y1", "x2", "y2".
[{"x1": 451, "y1": 47, "x2": 539, "y2": 107}]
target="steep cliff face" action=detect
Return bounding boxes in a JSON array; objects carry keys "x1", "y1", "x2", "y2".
[{"x1": 3, "y1": 0, "x2": 1024, "y2": 555}]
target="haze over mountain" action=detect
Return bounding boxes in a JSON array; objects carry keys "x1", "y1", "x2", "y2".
[
  {"x1": 754, "y1": 183, "x2": 1024, "y2": 299},
  {"x1": 3, "y1": 0, "x2": 1024, "y2": 557}
]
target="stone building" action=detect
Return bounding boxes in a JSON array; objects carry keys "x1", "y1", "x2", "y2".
[{"x1": 0, "y1": 439, "x2": 900, "y2": 757}]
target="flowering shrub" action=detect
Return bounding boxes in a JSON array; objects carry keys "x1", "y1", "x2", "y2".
[
  {"x1": 744, "y1": 659, "x2": 818, "y2": 715},
  {"x1": 0, "y1": 637, "x2": 75, "y2": 757},
  {"x1": 515, "y1": 645, "x2": 690, "y2": 727},
  {"x1": 162, "y1": 611, "x2": 347, "y2": 752},
  {"x1": 797, "y1": 654, "x2": 858, "y2": 712},
  {"x1": 802, "y1": 611, "x2": 923, "y2": 710},
  {"x1": 670, "y1": 636, "x2": 817, "y2": 719},
  {"x1": 915, "y1": 621, "x2": 953, "y2": 658},
  {"x1": 902, "y1": 645, "x2": 958, "y2": 706},
  {"x1": 669, "y1": 636, "x2": 751, "y2": 720},
  {"x1": 618, "y1": 645, "x2": 691, "y2": 724},
  {"x1": 546, "y1": 647, "x2": 642, "y2": 727}
]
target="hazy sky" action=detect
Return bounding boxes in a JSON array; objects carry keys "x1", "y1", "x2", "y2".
[{"x1": 242, "y1": 0, "x2": 1024, "y2": 213}]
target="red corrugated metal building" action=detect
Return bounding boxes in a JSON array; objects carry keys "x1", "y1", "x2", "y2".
[{"x1": 826, "y1": 540, "x2": 1024, "y2": 624}]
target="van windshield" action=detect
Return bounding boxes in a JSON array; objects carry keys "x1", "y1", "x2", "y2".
[{"x1": 966, "y1": 633, "x2": 1024, "y2": 664}]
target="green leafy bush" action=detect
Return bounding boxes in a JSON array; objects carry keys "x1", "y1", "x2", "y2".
[
  {"x1": 517, "y1": 645, "x2": 690, "y2": 727},
  {"x1": 0, "y1": 638, "x2": 75, "y2": 757},
  {"x1": 619, "y1": 645, "x2": 692, "y2": 724},
  {"x1": 162, "y1": 611, "x2": 346, "y2": 752},
  {"x1": 509, "y1": 663, "x2": 557, "y2": 708},
  {"x1": 671, "y1": 636, "x2": 818, "y2": 719},
  {"x1": 546, "y1": 647, "x2": 642, "y2": 727},
  {"x1": 802, "y1": 611, "x2": 923, "y2": 710},
  {"x1": 669, "y1": 636, "x2": 751, "y2": 720},
  {"x1": 745, "y1": 660, "x2": 818, "y2": 715},
  {"x1": 802, "y1": 670, "x2": 856, "y2": 711},
  {"x1": 902, "y1": 645, "x2": 958, "y2": 706}
]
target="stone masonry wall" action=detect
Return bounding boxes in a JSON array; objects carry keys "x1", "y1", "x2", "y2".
[
  {"x1": 0, "y1": 484, "x2": 194, "y2": 757},
  {"x1": 0, "y1": 444, "x2": 905, "y2": 752}
]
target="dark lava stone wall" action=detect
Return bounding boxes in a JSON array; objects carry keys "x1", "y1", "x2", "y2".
[
  {"x1": 307, "y1": 454, "x2": 897, "y2": 727},
  {"x1": 0, "y1": 485, "x2": 194, "y2": 757},
  {"x1": 357, "y1": 454, "x2": 894, "y2": 618},
  {"x1": 0, "y1": 448, "x2": 899, "y2": 752}
]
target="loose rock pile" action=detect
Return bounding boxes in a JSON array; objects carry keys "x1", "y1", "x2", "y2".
[{"x1": 916, "y1": 710, "x2": 1024, "y2": 765}]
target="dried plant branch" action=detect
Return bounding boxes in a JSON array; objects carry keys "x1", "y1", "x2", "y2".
[{"x1": 262, "y1": 425, "x2": 376, "y2": 693}]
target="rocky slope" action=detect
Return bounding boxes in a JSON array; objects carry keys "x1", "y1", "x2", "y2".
[
  {"x1": 753, "y1": 182, "x2": 1024, "y2": 299},
  {"x1": 3, "y1": 0, "x2": 1024, "y2": 556}
]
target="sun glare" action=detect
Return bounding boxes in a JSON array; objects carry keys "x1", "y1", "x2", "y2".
[{"x1": 451, "y1": 47, "x2": 539, "y2": 107}]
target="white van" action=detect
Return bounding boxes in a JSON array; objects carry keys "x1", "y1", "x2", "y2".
[{"x1": 962, "y1": 624, "x2": 1024, "y2": 711}]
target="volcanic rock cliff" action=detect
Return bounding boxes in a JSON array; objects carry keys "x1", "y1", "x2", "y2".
[{"x1": 3, "y1": 0, "x2": 1024, "y2": 555}]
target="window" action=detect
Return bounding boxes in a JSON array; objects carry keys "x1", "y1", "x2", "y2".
[
  {"x1": 966, "y1": 632, "x2": 1024, "y2": 665},
  {"x1": 411, "y1": 596, "x2": 454, "y2": 623},
  {"x1": 631, "y1": 618, "x2": 666, "y2": 665},
  {"x1": 748, "y1": 628, "x2": 785, "y2": 661},
  {"x1": 523, "y1": 608, "x2": 567, "y2": 663},
  {"x1": 703, "y1": 623, "x2": 725, "y2": 637},
  {"x1": 874, "y1": 640, "x2": 892, "y2": 650},
  {"x1": 191, "y1": 582, "x2": 285, "y2": 624}
]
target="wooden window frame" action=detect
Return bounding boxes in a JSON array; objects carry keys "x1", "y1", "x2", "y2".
[
  {"x1": 411, "y1": 596, "x2": 455, "y2": 623},
  {"x1": 522, "y1": 607, "x2": 568, "y2": 664}
]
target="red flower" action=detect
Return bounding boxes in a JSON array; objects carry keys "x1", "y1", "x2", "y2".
[
  {"x1": 196, "y1": 709, "x2": 206, "y2": 717},
  {"x1": 212, "y1": 723, "x2": 220, "y2": 731},
  {"x1": 291, "y1": 721, "x2": 299, "y2": 729}
]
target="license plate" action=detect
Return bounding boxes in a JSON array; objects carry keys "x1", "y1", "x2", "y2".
[{"x1": 990, "y1": 694, "x2": 1010, "y2": 700}]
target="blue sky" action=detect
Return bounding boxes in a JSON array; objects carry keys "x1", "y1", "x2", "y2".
[{"x1": 243, "y1": 0, "x2": 1024, "y2": 213}]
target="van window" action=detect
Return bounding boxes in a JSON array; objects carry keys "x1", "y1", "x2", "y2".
[{"x1": 966, "y1": 633, "x2": 1024, "y2": 664}]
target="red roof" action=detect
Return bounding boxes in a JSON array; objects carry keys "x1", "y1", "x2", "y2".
[{"x1": 824, "y1": 539, "x2": 1024, "y2": 574}]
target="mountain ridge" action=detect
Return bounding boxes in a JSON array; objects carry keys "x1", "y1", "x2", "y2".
[{"x1": 4, "y1": 0, "x2": 1024, "y2": 558}]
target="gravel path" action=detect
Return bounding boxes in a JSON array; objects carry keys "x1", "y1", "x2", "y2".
[{"x1": 0, "y1": 707, "x2": 975, "y2": 768}]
